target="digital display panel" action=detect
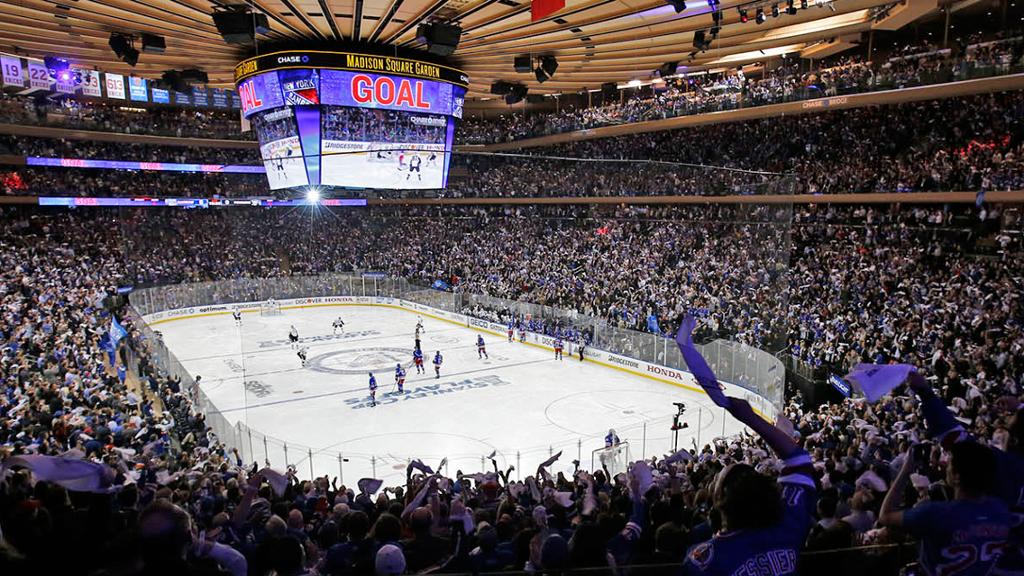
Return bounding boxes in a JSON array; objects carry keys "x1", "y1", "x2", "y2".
[{"x1": 235, "y1": 51, "x2": 466, "y2": 191}]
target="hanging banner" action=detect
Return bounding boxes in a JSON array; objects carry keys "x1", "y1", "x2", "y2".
[
  {"x1": 129, "y1": 77, "x2": 148, "y2": 101},
  {"x1": 211, "y1": 88, "x2": 228, "y2": 108},
  {"x1": 27, "y1": 61, "x2": 52, "y2": 90},
  {"x1": 105, "y1": 73, "x2": 126, "y2": 99},
  {"x1": 191, "y1": 86, "x2": 209, "y2": 106},
  {"x1": 79, "y1": 70, "x2": 102, "y2": 97},
  {"x1": 1, "y1": 55, "x2": 23, "y2": 87},
  {"x1": 151, "y1": 88, "x2": 170, "y2": 103}
]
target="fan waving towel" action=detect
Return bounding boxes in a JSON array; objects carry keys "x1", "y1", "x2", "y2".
[
  {"x1": 675, "y1": 315, "x2": 730, "y2": 408},
  {"x1": 2, "y1": 455, "x2": 116, "y2": 493},
  {"x1": 845, "y1": 363, "x2": 917, "y2": 403}
]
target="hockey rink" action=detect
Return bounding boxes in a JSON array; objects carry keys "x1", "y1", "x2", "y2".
[{"x1": 153, "y1": 304, "x2": 747, "y2": 485}]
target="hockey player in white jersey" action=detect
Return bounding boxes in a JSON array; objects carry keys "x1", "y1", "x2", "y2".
[{"x1": 332, "y1": 317, "x2": 345, "y2": 335}]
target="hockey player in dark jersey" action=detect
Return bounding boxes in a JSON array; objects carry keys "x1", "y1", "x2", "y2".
[
  {"x1": 507, "y1": 322, "x2": 514, "y2": 342},
  {"x1": 395, "y1": 363, "x2": 407, "y2": 393},
  {"x1": 554, "y1": 337, "x2": 564, "y2": 360},
  {"x1": 413, "y1": 348, "x2": 424, "y2": 374},
  {"x1": 477, "y1": 335, "x2": 488, "y2": 359},
  {"x1": 433, "y1": 350, "x2": 443, "y2": 379},
  {"x1": 368, "y1": 373, "x2": 378, "y2": 407}
]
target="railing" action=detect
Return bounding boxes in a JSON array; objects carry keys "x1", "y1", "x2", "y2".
[{"x1": 128, "y1": 274, "x2": 784, "y2": 483}]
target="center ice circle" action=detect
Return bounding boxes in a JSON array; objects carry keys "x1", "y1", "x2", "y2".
[{"x1": 309, "y1": 347, "x2": 414, "y2": 375}]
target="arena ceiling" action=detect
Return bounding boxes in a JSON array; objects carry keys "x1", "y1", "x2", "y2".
[{"x1": 0, "y1": 0, "x2": 937, "y2": 100}]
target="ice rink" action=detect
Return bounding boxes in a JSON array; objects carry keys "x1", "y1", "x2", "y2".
[{"x1": 153, "y1": 304, "x2": 747, "y2": 484}]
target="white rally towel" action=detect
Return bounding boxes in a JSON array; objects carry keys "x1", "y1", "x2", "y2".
[
  {"x1": 845, "y1": 364, "x2": 917, "y2": 403},
  {"x1": 258, "y1": 467, "x2": 290, "y2": 497},
  {"x1": 2, "y1": 455, "x2": 117, "y2": 493}
]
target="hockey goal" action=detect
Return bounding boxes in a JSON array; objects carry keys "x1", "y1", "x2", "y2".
[
  {"x1": 592, "y1": 442, "x2": 631, "y2": 476},
  {"x1": 260, "y1": 300, "x2": 282, "y2": 316}
]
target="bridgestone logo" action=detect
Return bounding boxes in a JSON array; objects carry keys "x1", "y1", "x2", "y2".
[{"x1": 608, "y1": 356, "x2": 640, "y2": 369}]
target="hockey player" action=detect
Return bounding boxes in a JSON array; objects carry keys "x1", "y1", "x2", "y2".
[
  {"x1": 578, "y1": 340, "x2": 586, "y2": 362},
  {"x1": 433, "y1": 351, "x2": 443, "y2": 379},
  {"x1": 413, "y1": 348, "x2": 425, "y2": 374},
  {"x1": 416, "y1": 316, "x2": 425, "y2": 334},
  {"x1": 507, "y1": 322, "x2": 514, "y2": 342},
  {"x1": 554, "y1": 336, "x2": 564, "y2": 360},
  {"x1": 395, "y1": 363, "x2": 407, "y2": 393},
  {"x1": 477, "y1": 335, "x2": 488, "y2": 359},
  {"x1": 605, "y1": 429, "x2": 620, "y2": 447},
  {"x1": 368, "y1": 373, "x2": 378, "y2": 407},
  {"x1": 288, "y1": 325, "x2": 299, "y2": 349},
  {"x1": 406, "y1": 154, "x2": 422, "y2": 182},
  {"x1": 297, "y1": 346, "x2": 309, "y2": 367},
  {"x1": 519, "y1": 326, "x2": 527, "y2": 343},
  {"x1": 232, "y1": 308, "x2": 242, "y2": 326},
  {"x1": 332, "y1": 317, "x2": 345, "y2": 335}
]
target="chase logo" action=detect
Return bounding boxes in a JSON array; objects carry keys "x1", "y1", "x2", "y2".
[{"x1": 277, "y1": 55, "x2": 307, "y2": 64}]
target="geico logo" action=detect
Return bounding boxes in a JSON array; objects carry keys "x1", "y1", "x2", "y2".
[{"x1": 469, "y1": 319, "x2": 488, "y2": 328}]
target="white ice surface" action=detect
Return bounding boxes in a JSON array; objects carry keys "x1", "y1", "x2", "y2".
[{"x1": 156, "y1": 305, "x2": 747, "y2": 485}]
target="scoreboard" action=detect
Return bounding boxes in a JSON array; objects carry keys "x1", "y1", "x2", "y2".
[{"x1": 234, "y1": 50, "x2": 468, "y2": 191}]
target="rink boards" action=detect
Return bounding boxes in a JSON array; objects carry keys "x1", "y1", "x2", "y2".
[{"x1": 144, "y1": 296, "x2": 768, "y2": 484}]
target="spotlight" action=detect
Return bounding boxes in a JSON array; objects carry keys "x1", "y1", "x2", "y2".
[
  {"x1": 786, "y1": 0, "x2": 798, "y2": 14},
  {"x1": 666, "y1": 0, "x2": 687, "y2": 12},
  {"x1": 305, "y1": 187, "x2": 321, "y2": 202},
  {"x1": 44, "y1": 56, "x2": 70, "y2": 79},
  {"x1": 738, "y1": 7, "x2": 749, "y2": 21},
  {"x1": 109, "y1": 34, "x2": 140, "y2": 67},
  {"x1": 706, "y1": 0, "x2": 718, "y2": 6},
  {"x1": 756, "y1": 7, "x2": 766, "y2": 22},
  {"x1": 772, "y1": 3, "x2": 780, "y2": 16}
]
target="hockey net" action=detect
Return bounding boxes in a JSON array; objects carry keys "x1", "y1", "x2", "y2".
[
  {"x1": 591, "y1": 442, "x2": 631, "y2": 476},
  {"x1": 260, "y1": 300, "x2": 282, "y2": 316}
]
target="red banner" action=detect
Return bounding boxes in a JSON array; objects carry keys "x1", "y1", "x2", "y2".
[{"x1": 532, "y1": 0, "x2": 565, "y2": 21}]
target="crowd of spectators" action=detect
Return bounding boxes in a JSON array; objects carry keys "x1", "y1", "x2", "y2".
[
  {"x1": 0, "y1": 89, "x2": 1022, "y2": 199},
  {"x1": 0, "y1": 34, "x2": 1018, "y2": 150},
  {"x1": 456, "y1": 34, "x2": 1023, "y2": 144},
  {"x1": 0, "y1": 96, "x2": 247, "y2": 140},
  {"x1": 446, "y1": 90, "x2": 1024, "y2": 197},
  {"x1": 0, "y1": 202, "x2": 1020, "y2": 576}
]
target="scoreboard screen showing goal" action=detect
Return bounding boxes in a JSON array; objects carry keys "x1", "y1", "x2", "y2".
[{"x1": 235, "y1": 51, "x2": 468, "y2": 191}]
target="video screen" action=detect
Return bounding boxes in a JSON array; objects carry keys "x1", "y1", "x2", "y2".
[
  {"x1": 252, "y1": 108, "x2": 308, "y2": 190},
  {"x1": 238, "y1": 59, "x2": 464, "y2": 191},
  {"x1": 320, "y1": 106, "x2": 448, "y2": 189}
]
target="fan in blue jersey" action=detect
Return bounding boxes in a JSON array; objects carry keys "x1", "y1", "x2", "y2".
[
  {"x1": 368, "y1": 373, "x2": 377, "y2": 407},
  {"x1": 883, "y1": 371, "x2": 1024, "y2": 574},
  {"x1": 433, "y1": 351, "x2": 443, "y2": 379},
  {"x1": 879, "y1": 439, "x2": 1011, "y2": 576},
  {"x1": 477, "y1": 334, "x2": 488, "y2": 359},
  {"x1": 680, "y1": 348, "x2": 816, "y2": 576},
  {"x1": 395, "y1": 363, "x2": 406, "y2": 393},
  {"x1": 413, "y1": 348, "x2": 425, "y2": 374}
]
